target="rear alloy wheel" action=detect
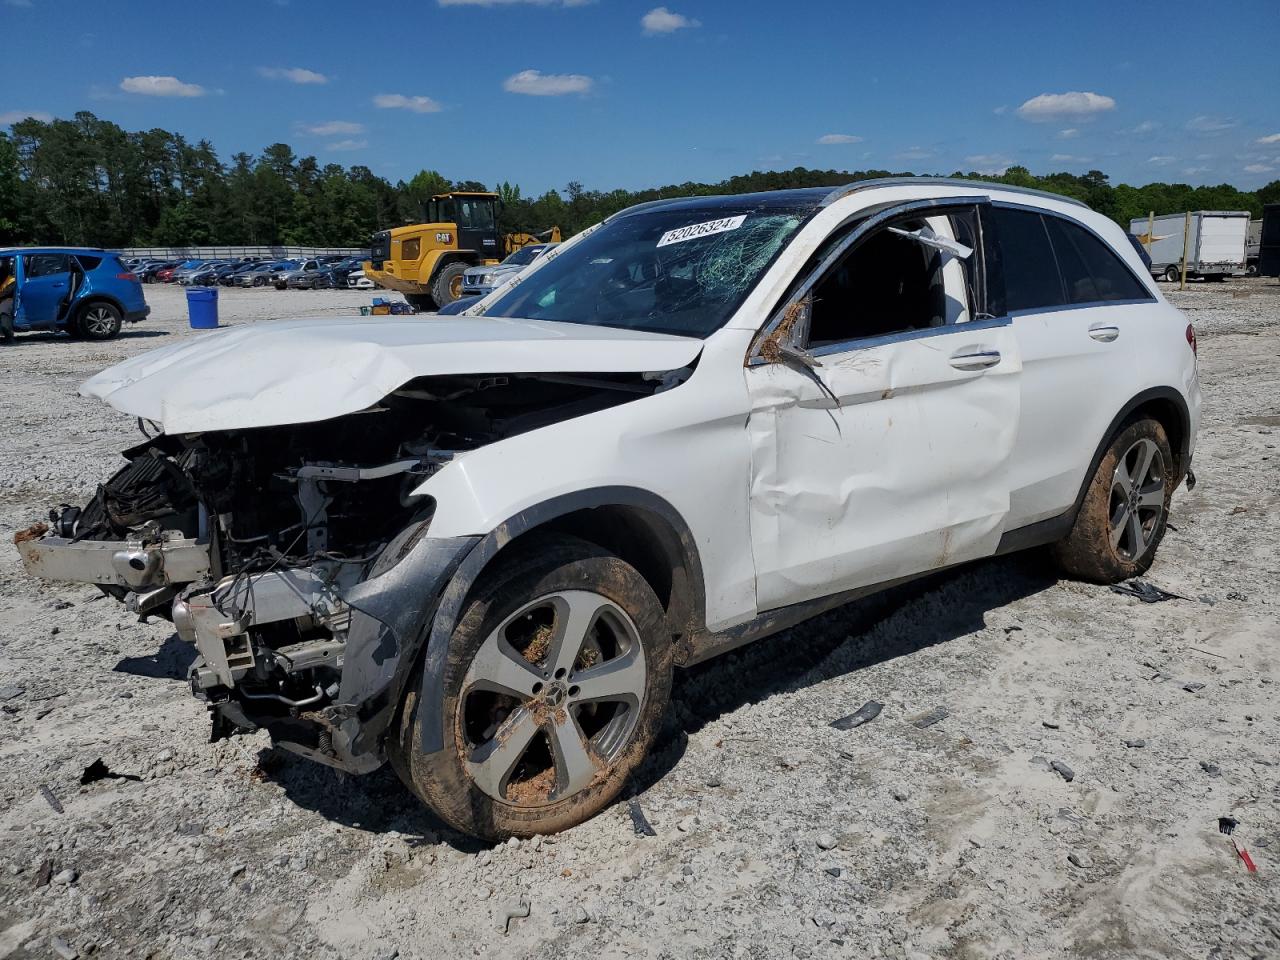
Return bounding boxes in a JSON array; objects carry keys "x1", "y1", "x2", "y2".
[
  {"x1": 393, "y1": 537, "x2": 673, "y2": 839},
  {"x1": 1052, "y1": 418, "x2": 1173, "y2": 582},
  {"x1": 78, "y1": 302, "x2": 122, "y2": 341}
]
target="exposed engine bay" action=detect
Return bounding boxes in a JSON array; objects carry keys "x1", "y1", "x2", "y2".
[{"x1": 16, "y1": 369, "x2": 682, "y2": 764}]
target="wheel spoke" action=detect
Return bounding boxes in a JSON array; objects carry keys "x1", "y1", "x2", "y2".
[
  {"x1": 467, "y1": 707, "x2": 539, "y2": 799},
  {"x1": 572, "y1": 649, "x2": 645, "y2": 708},
  {"x1": 1137, "y1": 480, "x2": 1165, "y2": 510},
  {"x1": 548, "y1": 711, "x2": 599, "y2": 800},
  {"x1": 1112, "y1": 457, "x2": 1133, "y2": 497},
  {"x1": 1126, "y1": 508, "x2": 1147, "y2": 557},
  {"x1": 1110, "y1": 502, "x2": 1130, "y2": 548},
  {"x1": 547, "y1": 591, "x2": 608, "y2": 677},
  {"x1": 1132, "y1": 440, "x2": 1155, "y2": 488},
  {"x1": 467, "y1": 630, "x2": 542, "y2": 699}
]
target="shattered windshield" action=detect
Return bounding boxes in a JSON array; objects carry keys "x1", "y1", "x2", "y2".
[{"x1": 480, "y1": 202, "x2": 811, "y2": 337}]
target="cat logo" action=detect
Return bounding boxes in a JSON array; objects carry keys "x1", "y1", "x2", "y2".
[{"x1": 436, "y1": 232, "x2": 452, "y2": 244}]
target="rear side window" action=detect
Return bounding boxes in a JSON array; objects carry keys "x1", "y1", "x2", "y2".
[
  {"x1": 77, "y1": 255, "x2": 104, "y2": 271},
  {"x1": 1047, "y1": 217, "x2": 1150, "y2": 303},
  {"x1": 987, "y1": 207, "x2": 1064, "y2": 313}
]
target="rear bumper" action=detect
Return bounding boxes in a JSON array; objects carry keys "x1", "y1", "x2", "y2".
[{"x1": 125, "y1": 306, "x2": 150, "y2": 323}]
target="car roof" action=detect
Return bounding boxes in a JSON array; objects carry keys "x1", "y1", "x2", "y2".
[
  {"x1": 613, "y1": 177, "x2": 1087, "y2": 223},
  {"x1": 0, "y1": 246, "x2": 113, "y2": 256}
]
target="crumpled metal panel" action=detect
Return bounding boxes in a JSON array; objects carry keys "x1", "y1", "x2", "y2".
[
  {"x1": 746, "y1": 324, "x2": 1022, "y2": 611},
  {"x1": 77, "y1": 315, "x2": 704, "y2": 434}
]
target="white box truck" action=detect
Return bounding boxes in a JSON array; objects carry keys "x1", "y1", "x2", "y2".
[{"x1": 1129, "y1": 211, "x2": 1250, "y2": 282}]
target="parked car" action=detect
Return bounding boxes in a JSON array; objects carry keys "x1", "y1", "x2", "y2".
[
  {"x1": 15, "y1": 179, "x2": 1200, "y2": 840},
  {"x1": 286, "y1": 267, "x2": 336, "y2": 290},
  {"x1": 138, "y1": 260, "x2": 181, "y2": 283},
  {"x1": 346, "y1": 269, "x2": 375, "y2": 290},
  {"x1": 460, "y1": 242, "x2": 556, "y2": 297},
  {"x1": 233, "y1": 262, "x2": 292, "y2": 288},
  {"x1": 326, "y1": 257, "x2": 366, "y2": 288},
  {"x1": 0, "y1": 247, "x2": 149, "y2": 341},
  {"x1": 274, "y1": 259, "x2": 323, "y2": 290}
]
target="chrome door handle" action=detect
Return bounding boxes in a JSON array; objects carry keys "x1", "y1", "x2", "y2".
[
  {"x1": 1089, "y1": 323, "x2": 1120, "y2": 342},
  {"x1": 949, "y1": 348, "x2": 1001, "y2": 370}
]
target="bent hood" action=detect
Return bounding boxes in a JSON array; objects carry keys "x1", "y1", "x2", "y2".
[{"x1": 80, "y1": 315, "x2": 702, "y2": 434}]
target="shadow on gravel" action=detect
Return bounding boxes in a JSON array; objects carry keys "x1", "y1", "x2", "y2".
[
  {"x1": 1, "y1": 329, "x2": 170, "y2": 346},
  {"x1": 260, "y1": 553, "x2": 1058, "y2": 850},
  {"x1": 114, "y1": 633, "x2": 198, "y2": 680}
]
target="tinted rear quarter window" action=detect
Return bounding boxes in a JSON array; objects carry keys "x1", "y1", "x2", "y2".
[
  {"x1": 1049, "y1": 217, "x2": 1150, "y2": 302},
  {"x1": 988, "y1": 207, "x2": 1064, "y2": 313},
  {"x1": 77, "y1": 255, "x2": 104, "y2": 271}
]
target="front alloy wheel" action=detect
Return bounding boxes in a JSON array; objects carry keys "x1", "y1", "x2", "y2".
[{"x1": 392, "y1": 536, "x2": 672, "y2": 839}]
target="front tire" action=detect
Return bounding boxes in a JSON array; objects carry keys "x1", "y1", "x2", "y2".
[
  {"x1": 431, "y1": 262, "x2": 469, "y2": 307},
  {"x1": 1051, "y1": 418, "x2": 1174, "y2": 583},
  {"x1": 392, "y1": 536, "x2": 673, "y2": 840}
]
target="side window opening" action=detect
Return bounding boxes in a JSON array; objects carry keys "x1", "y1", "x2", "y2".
[
  {"x1": 1044, "y1": 217, "x2": 1100, "y2": 303},
  {"x1": 1049, "y1": 216, "x2": 1150, "y2": 303},
  {"x1": 803, "y1": 212, "x2": 975, "y2": 348},
  {"x1": 986, "y1": 207, "x2": 1065, "y2": 314}
]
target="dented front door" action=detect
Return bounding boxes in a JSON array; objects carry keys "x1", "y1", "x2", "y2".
[{"x1": 745, "y1": 319, "x2": 1022, "y2": 612}]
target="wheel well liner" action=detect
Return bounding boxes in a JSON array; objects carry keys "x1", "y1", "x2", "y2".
[{"x1": 407, "y1": 487, "x2": 705, "y2": 758}]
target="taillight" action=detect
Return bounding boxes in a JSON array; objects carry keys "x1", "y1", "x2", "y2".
[
  {"x1": 1186, "y1": 323, "x2": 1197, "y2": 355},
  {"x1": 117, "y1": 272, "x2": 138, "y2": 281}
]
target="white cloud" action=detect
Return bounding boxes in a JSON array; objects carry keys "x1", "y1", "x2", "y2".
[
  {"x1": 258, "y1": 66, "x2": 328, "y2": 85},
  {"x1": 641, "y1": 6, "x2": 699, "y2": 34},
  {"x1": 1147, "y1": 155, "x2": 1175, "y2": 165},
  {"x1": 301, "y1": 120, "x2": 365, "y2": 136},
  {"x1": 1181, "y1": 166, "x2": 1209, "y2": 176},
  {"x1": 0, "y1": 109, "x2": 53, "y2": 124},
  {"x1": 120, "y1": 75, "x2": 205, "y2": 97},
  {"x1": 965, "y1": 154, "x2": 1012, "y2": 174},
  {"x1": 503, "y1": 69, "x2": 594, "y2": 96},
  {"x1": 1050, "y1": 153, "x2": 1093, "y2": 163},
  {"x1": 896, "y1": 146, "x2": 935, "y2": 161},
  {"x1": 1129, "y1": 120, "x2": 1159, "y2": 135},
  {"x1": 1256, "y1": 133, "x2": 1280, "y2": 145},
  {"x1": 1056, "y1": 128, "x2": 1079, "y2": 140},
  {"x1": 1244, "y1": 163, "x2": 1274, "y2": 174},
  {"x1": 992, "y1": 105, "x2": 1008, "y2": 115},
  {"x1": 1016, "y1": 91, "x2": 1115, "y2": 122},
  {"x1": 326, "y1": 139, "x2": 367, "y2": 152},
  {"x1": 373, "y1": 93, "x2": 443, "y2": 113},
  {"x1": 816, "y1": 133, "x2": 862, "y2": 145},
  {"x1": 1185, "y1": 115, "x2": 1237, "y2": 134}
]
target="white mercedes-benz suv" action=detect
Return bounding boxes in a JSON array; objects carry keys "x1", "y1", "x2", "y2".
[{"x1": 16, "y1": 179, "x2": 1200, "y2": 839}]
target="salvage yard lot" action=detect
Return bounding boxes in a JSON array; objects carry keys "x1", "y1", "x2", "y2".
[{"x1": 1, "y1": 281, "x2": 1277, "y2": 959}]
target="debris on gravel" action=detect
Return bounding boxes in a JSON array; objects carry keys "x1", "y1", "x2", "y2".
[
  {"x1": 829, "y1": 699, "x2": 883, "y2": 729},
  {"x1": 1051, "y1": 760, "x2": 1076, "y2": 782}
]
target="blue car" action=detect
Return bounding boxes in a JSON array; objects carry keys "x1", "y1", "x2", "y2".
[{"x1": 0, "y1": 247, "x2": 150, "y2": 342}]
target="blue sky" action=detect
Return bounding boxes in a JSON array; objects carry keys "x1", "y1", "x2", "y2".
[{"x1": 2, "y1": 0, "x2": 1278, "y2": 194}]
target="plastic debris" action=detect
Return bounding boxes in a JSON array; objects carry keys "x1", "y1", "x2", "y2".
[
  {"x1": 1050, "y1": 761, "x2": 1075, "y2": 782},
  {"x1": 829, "y1": 701, "x2": 883, "y2": 730},
  {"x1": 1233, "y1": 839, "x2": 1258, "y2": 873},
  {"x1": 38, "y1": 784, "x2": 64, "y2": 814},
  {"x1": 627, "y1": 798, "x2": 656, "y2": 838},
  {"x1": 80, "y1": 759, "x2": 142, "y2": 785},
  {"x1": 1109, "y1": 580, "x2": 1187, "y2": 603},
  {"x1": 1218, "y1": 816, "x2": 1238, "y2": 836},
  {"x1": 910, "y1": 706, "x2": 950, "y2": 729},
  {"x1": 1200, "y1": 761, "x2": 1222, "y2": 778},
  {"x1": 1182, "y1": 682, "x2": 1206, "y2": 693}
]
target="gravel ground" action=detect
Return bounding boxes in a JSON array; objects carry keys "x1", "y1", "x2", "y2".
[{"x1": 0, "y1": 280, "x2": 1277, "y2": 960}]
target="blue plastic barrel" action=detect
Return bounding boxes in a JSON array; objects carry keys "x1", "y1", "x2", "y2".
[{"x1": 186, "y1": 287, "x2": 219, "y2": 329}]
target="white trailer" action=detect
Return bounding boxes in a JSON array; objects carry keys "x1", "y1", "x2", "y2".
[{"x1": 1129, "y1": 211, "x2": 1250, "y2": 282}]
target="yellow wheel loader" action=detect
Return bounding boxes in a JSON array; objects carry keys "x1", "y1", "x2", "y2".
[{"x1": 363, "y1": 191, "x2": 561, "y2": 310}]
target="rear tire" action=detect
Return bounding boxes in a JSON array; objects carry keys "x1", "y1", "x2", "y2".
[
  {"x1": 1163, "y1": 265, "x2": 1180, "y2": 282},
  {"x1": 1051, "y1": 417, "x2": 1174, "y2": 583},
  {"x1": 391, "y1": 535, "x2": 673, "y2": 840},
  {"x1": 77, "y1": 302, "x2": 122, "y2": 341},
  {"x1": 432, "y1": 262, "x2": 469, "y2": 307}
]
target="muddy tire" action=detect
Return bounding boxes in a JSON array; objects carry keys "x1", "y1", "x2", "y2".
[
  {"x1": 1051, "y1": 417, "x2": 1174, "y2": 583},
  {"x1": 431, "y1": 262, "x2": 469, "y2": 307},
  {"x1": 392, "y1": 535, "x2": 673, "y2": 840}
]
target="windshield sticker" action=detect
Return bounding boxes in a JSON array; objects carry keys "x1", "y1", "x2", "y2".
[{"x1": 657, "y1": 215, "x2": 747, "y2": 248}]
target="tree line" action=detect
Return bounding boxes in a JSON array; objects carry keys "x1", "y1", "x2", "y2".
[{"x1": 2, "y1": 111, "x2": 1277, "y2": 249}]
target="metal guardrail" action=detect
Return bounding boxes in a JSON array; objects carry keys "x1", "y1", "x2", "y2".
[{"x1": 119, "y1": 246, "x2": 370, "y2": 259}]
